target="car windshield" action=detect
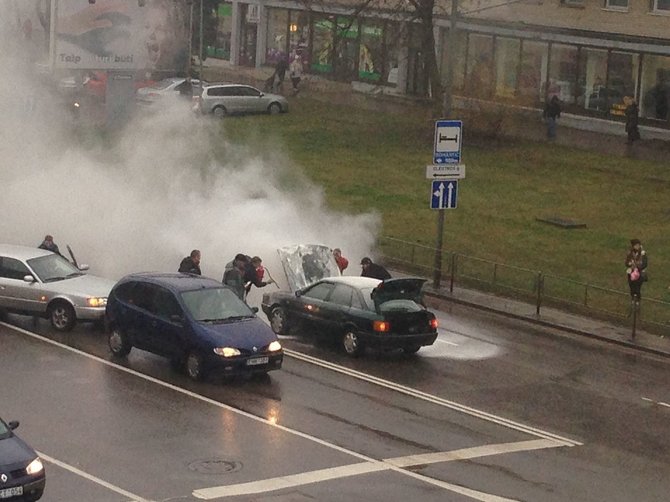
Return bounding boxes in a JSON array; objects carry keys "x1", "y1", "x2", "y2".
[
  {"x1": 27, "y1": 254, "x2": 83, "y2": 282},
  {"x1": 0, "y1": 419, "x2": 9, "y2": 439},
  {"x1": 181, "y1": 287, "x2": 254, "y2": 322},
  {"x1": 153, "y1": 79, "x2": 179, "y2": 90}
]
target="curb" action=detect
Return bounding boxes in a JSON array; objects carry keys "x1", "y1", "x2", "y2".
[{"x1": 425, "y1": 290, "x2": 670, "y2": 359}]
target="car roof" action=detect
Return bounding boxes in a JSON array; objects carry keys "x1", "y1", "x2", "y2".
[
  {"x1": 118, "y1": 272, "x2": 224, "y2": 292},
  {"x1": 203, "y1": 83, "x2": 252, "y2": 89},
  {"x1": 0, "y1": 244, "x2": 53, "y2": 261},
  {"x1": 316, "y1": 276, "x2": 383, "y2": 289}
]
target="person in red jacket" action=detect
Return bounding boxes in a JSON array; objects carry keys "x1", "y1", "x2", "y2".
[{"x1": 333, "y1": 248, "x2": 348, "y2": 273}]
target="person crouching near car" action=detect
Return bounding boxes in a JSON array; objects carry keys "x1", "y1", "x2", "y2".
[
  {"x1": 360, "y1": 257, "x2": 391, "y2": 281},
  {"x1": 625, "y1": 238, "x2": 648, "y2": 303}
]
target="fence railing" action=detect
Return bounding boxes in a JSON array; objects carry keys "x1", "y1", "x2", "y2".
[{"x1": 378, "y1": 236, "x2": 670, "y2": 338}]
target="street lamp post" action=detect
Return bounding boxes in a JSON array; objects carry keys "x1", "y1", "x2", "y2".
[{"x1": 199, "y1": 0, "x2": 204, "y2": 80}]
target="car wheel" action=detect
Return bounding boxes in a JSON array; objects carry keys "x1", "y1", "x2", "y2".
[
  {"x1": 404, "y1": 345, "x2": 421, "y2": 355},
  {"x1": 186, "y1": 351, "x2": 207, "y2": 381},
  {"x1": 342, "y1": 330, "x2": 364, "y2": 357},
  {"x1": 213, "y1": 105, "x2": 227, "y2": 118},
  {"x1": 268, "y1": 102, "x2": 282, "y2": 115},
  {"x1": 108, "y1": 326, "x2": 132, "y2": 357},
  {"x1": 48, "y1": 301, "x2": 76, "y2": 331},
  {"x1": 270, "y1": 307, "x2": 287, "y2": 335}
]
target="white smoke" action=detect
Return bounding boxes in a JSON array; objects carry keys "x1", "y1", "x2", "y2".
[{"x1": 0, "y1": 12, "x2": 380, "y2": 299}]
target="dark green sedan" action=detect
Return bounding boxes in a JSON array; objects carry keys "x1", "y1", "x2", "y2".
[{"x1": 262, "y1": 276, "x2": 438, "y2": 357}]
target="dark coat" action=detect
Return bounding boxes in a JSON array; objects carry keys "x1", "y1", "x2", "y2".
[
  {"x1": 38, "y1": 241, "x2": 62, "y2": 257},
  {"x1": 178, "y1": 257, "x2": 201, "y2": 275},
  {"x1": 361, "y1": 262, "x2": 392, "y2": 281},
  {"x1": 544, "y1": 98, "x2": 561, "y2": 120}
]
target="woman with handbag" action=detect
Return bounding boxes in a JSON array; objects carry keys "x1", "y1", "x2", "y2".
[{"x1": 625, "y1": 238, "x2": 648, "y2": 301}]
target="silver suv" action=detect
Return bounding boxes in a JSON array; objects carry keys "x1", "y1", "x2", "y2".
[{"x1": 194, "y1": 84, "x2": 289, "y2": 117}]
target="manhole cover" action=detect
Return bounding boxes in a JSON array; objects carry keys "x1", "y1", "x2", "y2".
[{"x1": 188, "y1": 459, "x2": 243, "y2": 474}]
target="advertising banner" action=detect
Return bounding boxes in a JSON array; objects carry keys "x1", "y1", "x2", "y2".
[{"x1": 53, "y1": 0, "x2": 188, "y2": 71}]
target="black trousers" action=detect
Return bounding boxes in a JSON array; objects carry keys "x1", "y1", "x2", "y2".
[{"x1": 628, "y1": 277, "x2": 643, "y2": 299}]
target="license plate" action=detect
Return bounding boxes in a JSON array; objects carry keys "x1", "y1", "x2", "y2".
[
  {"x1": 0, "y1": 486, "x2": 23, "y2": 499},
  {"x1": 246, "y1": 356, "x2": 269, "y2": 366}
]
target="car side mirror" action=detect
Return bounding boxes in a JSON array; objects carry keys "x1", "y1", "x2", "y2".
[
  {"x1": 251, "y1": 307, "x2": 259, "y2": 314},
  {"x1": 23, "y1": 275, "x2": 35, "y2": 283},
  {"x1": 259, "y1": 92, "x2": 265, "y2": 97},
  {"x1": 8, "y1": 421, "x2": 19, "y2": 430},
  {"x1": 78, "y1": 264, "x2": 90, "y2": 271}
]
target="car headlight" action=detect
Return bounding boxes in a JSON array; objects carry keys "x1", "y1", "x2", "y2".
[
  {"x1": 87, "y1": 297, "x2": 107, "y2": 307},
  {"x1": 268, "y1": 341, "x2": 282, "y2": 352},
  {"x1": 213, "y1": 347, "x2": 241, "y2": 357},
  {"x1": 26, "y1": 457, "x2": 43, "y2": 476}
]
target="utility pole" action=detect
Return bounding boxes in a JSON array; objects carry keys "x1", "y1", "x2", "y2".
[
  {"x1": 432, "y1": 0, "x2": 459, "y2": 289},
  {"x1": 188, "y1": 0, "x2": 194, "y2": 77},
  {"x1": 199, "y1": 0, "x2": 204, "y2": 80}
]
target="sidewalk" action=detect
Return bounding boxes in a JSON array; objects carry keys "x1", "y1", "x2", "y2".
[{"x1": 421, "y1": 281, "x2": 670, "y2": 359}]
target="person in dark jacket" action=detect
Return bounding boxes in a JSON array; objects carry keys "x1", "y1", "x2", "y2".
[
  {"x1": 625, "y1": 97, "x2": 641, "y2": 145},
  {"x1": 360, "y1": 257, "x2": 391, "y2": 280},
  {"x1": 243, "y1": 256, "x2": 273, "y2": 295},
  {"x1": 178, "y1": 249, "x2": 201, "y2": 275},
  {"x1": 223, "y1": 253, "x2": 249, "y2": 300},
  {"x1": 625, "y1": 238, "x2": 648, "y2": 302},
  {"x1": 38, "y1": 235, "x2": 62, "y2": 256},
  {"x1": 543, "y1": 95, "x2": 561, "y2": 140},
  {"x1": 274, "y1": 57, "x2": 288, "y2": 92}
]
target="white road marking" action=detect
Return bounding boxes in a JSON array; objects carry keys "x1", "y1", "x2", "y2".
[
  {"x1": 4, "y1": 323, "x2": 578, "y2": 502},
  {"x1": 38, "y1": 451, "x2": 152, "y2": 502},
  {"x1": 642, "y1": 397, "x2": 670, "y2": 408},
  {"x1": 285, "y1": 349, "x2": 582, "y2": 447},
  {"x1": 436, "y1": 337, "x2": 459, "y2": 346},
  {"x1": 194, "y1": 439, "x2": 560, "y2": 500}
]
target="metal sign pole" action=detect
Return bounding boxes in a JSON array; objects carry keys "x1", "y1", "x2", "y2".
[{"x1": 433, "y1": 210, "x2": 445, "y2": 288}]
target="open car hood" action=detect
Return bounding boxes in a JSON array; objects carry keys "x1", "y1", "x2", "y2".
[
  {"x1": 277, "y1": 244, "x2": 341, "y2": 293},
  {"x1": 372, "y1": 278, "x2": 426, "y2": 309}
]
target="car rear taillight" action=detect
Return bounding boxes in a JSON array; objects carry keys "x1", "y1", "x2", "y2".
[
  {"x1": 429, "y1": 318, "x2": 438, "y2": 329},
  {"x1": 373, "y1": 320, "x2": 390, "y2": 332}
]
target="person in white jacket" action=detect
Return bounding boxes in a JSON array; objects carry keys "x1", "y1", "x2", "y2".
[{"x1": 289, "y1": 55, "x2": 303, "y2": 95}]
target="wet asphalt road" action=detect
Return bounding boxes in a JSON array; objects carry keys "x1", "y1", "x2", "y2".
[{"x1": 1, "y1": 301, "x2": 669, "y2": 502}]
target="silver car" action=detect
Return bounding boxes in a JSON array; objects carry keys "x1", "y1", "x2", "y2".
[
  {"x1": 0, "y1": 245, "x2": 116, "y2": 331},
  {"x1": 195, "y1": 84, "x2": 289, "y2": 117},
  {"x1": 136, "y1": 77, "x2": 206, "y2": 105}
]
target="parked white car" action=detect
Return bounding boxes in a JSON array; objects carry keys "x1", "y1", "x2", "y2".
[
  {"x1": 136, "y1": 77, "x2": 206, "y2": 105},
  {"x1": 0, "y1": 244, "x2": 116, "y2": 331},
  {"x1": 194, "y1": 83, "x2": 289, "y2": 117}
]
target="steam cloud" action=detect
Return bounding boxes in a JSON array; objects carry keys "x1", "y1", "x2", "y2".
[{"x1": 0, "y1": 20, "x2": 380, "y2": 303}]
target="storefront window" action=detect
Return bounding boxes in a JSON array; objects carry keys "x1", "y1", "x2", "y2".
[
  {"x1": 640, "y1": 54, "x2": 670, "y2": 121},
  {"x1": 334, "y1": 17, "x2": 359, "y2": 80},
  {"x1": 548, "y1": 44, "x2": 578, "y2": 104},
  {"x1": 494, "y1": 37, "x2": 520, "y2": 99},
  {"x1": 359, "y1": 21, "x2": 384, "y2": 82},
  {"x1": 384, "y1": 21, "x2": 404, "y2": 86},
  {"x1": 266, "y1": 8, "x2": 288, "y2": 65},
  {"x1": 207, "y1": 2, "x2": 232, "y2": 60},
  {"x1": 465, "y1": 34, "x2": 493, "y2": 98},
  {"x1": 577, "y1": 48, "x2": 608, "y2": 113},
  {"x1": 312, "y1": 15, "x2": 334, "y2": 74},
  {"x1": 289, "y1": 11, "x2": 310, "y2": 67},
  {"x1": 518, "y1": 40, "x2": 547, "y2": 105},
  {"x1": 607, "y1": 51, "x2": 639, "y2": 117}
]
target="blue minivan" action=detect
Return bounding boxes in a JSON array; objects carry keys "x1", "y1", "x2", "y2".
[{"x1": 105, "y1": 273, "x2": 283, "y2": 381}]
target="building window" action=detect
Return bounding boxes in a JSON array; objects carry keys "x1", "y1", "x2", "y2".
[
  {"x1": 640, "y1": 55, "x2": 670, "y2": 121},
  {"x1": 518, "y1": 40, "x2": 548, "y2": 106},
  {"x1": 605, "y1": 0, "x2": 628, "y2": 9},
  {"x1": 359, "y1": 21, "x2": 384, "y2": 82},
  {"x1": 207, "y1": 2, "x2": 233, "y2": 60},
  {"x1": 265, "y1": 8, "x2": 289, "y2": 65},
  {"x1": 548, "y1": 44, "x2": 578, "y2": 104},
  {"x1": 465, "y1": 33, "x2": 494, "y2": 98},
  {"x1": 311, "y1": 16, "x2": 334, "y2": 74},
  {"x1": 577, "y1": 48, "x2": 608, "y2": 113},
  {"x1": 494, "y1": 37, "x2": 520, "y2": 99},
  {"x1": 651, "y1": 0, "x2": 670, "y2": 12},
  {"x1": 561, "y1": 0, "x2": 584, "y2": 6}
]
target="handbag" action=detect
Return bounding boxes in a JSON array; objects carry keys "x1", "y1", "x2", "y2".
[{"x1": 630, "y1": 268, "x2": 640, "y2": 281}]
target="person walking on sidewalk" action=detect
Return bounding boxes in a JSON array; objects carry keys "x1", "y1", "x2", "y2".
[
  {"x1": 543, "y1": 95, "x2": 561, "y2": 140},
  {"x1": 625, "y1": 238, "x2": 648, "y2": 302},
  {"x1": 289, "y1": 55, "x2": 303, "y2": 95},
  {"x1": 625, "y1": 97, "x2": 641, "y2": 145}
]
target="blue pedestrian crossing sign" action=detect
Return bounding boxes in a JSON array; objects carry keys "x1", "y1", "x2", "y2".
[
  {"x1": 434, "y1": 120, "x2": 462, "y2": 164},
  {"x1": 431, "y1": 180, "x2": 458, "y2": 209}
]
